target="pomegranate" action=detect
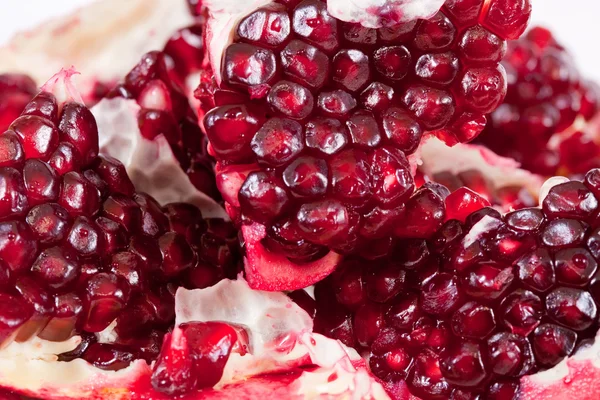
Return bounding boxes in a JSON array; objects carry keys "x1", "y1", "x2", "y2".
[
  {"x1": 200, "y1": 0, "x2": 532, "y2": 291},
  {"x1": 0, "y1": 64, "x2": 390, "y2": 400},
  {"x1": 0, "y1": 69, "x2": 239, "y2": 374},
  {"x1": 478, "y1": 26, "x2": 600, "y2": 176},
  {"x1": 5, "y1": 1, "x2": 600, "y2": 399},
  {"x1": 313, "y1": 172, "x2": 600, "y2": 399},
  {"x1": 1, "y1": 278, "x2": 389, "y2": 399}
]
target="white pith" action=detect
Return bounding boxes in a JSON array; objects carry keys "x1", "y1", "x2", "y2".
[
  {"x1": 420, "y1": 137, "x2": 545, "y2": 202},
  {"x1": 92, "y1": 96, "x2": 228, "y2": 219},
  {"x1": 327, "y1": 0, "x2": 445, "y2": 28},
  {"x1": 0, "y1": 279, "x2": 390, "y2": 399},
  {"x1": 0, "y1": 0, "x2": 194, "y2": 102}
]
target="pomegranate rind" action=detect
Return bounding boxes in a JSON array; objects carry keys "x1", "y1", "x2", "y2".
[
  {"x1": 241, "y1": 223, "x2": 343, "y2": 291},
  {"x1": 0, "y1": 0, "x2": 193, "y2": 103},
  {"x1": 93, "y1": 97, "x2": 227, "y2": 218},
  {"x1": 420, "y1": 137, "x2": 544, "y2": 201},
  {"x1": 327, "y1": 0, "x2": 445, "y2": 28}
]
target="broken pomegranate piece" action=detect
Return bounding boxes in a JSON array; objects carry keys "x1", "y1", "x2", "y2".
[
  {"x1": 314, "y1": 173, "x2": 600, "y2": 398},
  {"x1": 0, "y1": 69, "x2": 238, "y2": 365},
  {"x1": 151, "y1": 321, "x2": 243, "y2": 395},
  {"x1": 200, "y1": 0, "x2": 531, "y2": 290},
  {"x1": 0, "y1": 0, "x2": 196, "y2": 105},
  {"x1": 479, "y1": 26, "x2": 600, "y2": 176},
  {"x1": 1, "y1": 278, "x2": 389, "y2": 399}
]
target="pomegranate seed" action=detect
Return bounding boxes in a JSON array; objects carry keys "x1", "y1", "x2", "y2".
[
  {"x1": 31, "y1": 247, "x2": 80, "y2": 291},
  {"x1": 10, "y1": 116, "x2": 59, "y2": 161},
  {"x1": 81, "y1": 273, "x2": 130, "y2": 332},
  {"x1": 440, "y1": 341, "x2": 487, "y2": 387},
  {"x1": 487, "y1": 332, "x2": 534, "y2": 377},
  {"x1": 531, "y1": 323, "x2": 577, "y2": 367},
  {"x1": 353, "y1": 302, "x2": 385, "y2": 347},
  {"x1": 0, "y1": 220, "x2": 37, "y2": 274},
  {"x1": 83, "y1": 343, "x2": 135, "y2": 371},
  {"x1": 0, "y1": 131, "x2": 25, "y2": 168},
  {"x1": 546, "y1": 287, "x2": 597, "y2": 331},
  {"x1": 151, "y1": 330, "x2": 196, "y2": 395},
  {"x1": 482, "y1": 0, "x2": 532, "y2": 40},
  {"x1": 421, "y1": 273, "x2": 462, "y2": 316},
  {"x1": 451, "y1": 302, "x2": 496, "y2": 338},
  {"x1": 58, "y1": 102, "x2": 99, "y2": 166},
  {"x1": 0, "y1": 167, "x2": 28, "y2": 217},
  {"x1": 251, "y1": 118, "x2": 304, "y2": 166},
  {"x1": 408, "y1": 349, "x2": 450, "y2": 398},
  {"x1": 445, "y1": 187, "x2": 490, "y2": 223},
  {"x1": 516, "y1": 248, "x2": 555, "y2": 293}
]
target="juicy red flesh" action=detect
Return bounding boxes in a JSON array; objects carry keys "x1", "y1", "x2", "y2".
[
  {"x1": 314, "y1": 174, "x2": 600, "y2": 399},
  {"x1": 107, "y1": 51, "x2": 220, "y2": 201},
  {"x1": 202, "y1": 0, "x2": 531, "y2": 261},
  {"x1": 478, "y1": 26, "x2": 600, "y2": 175},
  {"x1": 0, "y1": 86, "x2": 239, "y2": 366}
]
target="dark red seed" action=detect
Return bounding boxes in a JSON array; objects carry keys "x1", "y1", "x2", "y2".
[
  {"x1": 10, "y1": 116, "x2": 59, "y2": 160},
  {"x1": 531, "y1": 323, "x2": 576, "y2": 367},
  {"x1": 81, "y1": 273, "x2": 130, "y2": 332},
  {"x1": 31, "y1": 247, "x2": 80, "y2": 290},
  {"x1": 251, "y1": 118, "x2": 304, "y2": 166},
  {"x1": 58, "y1": 102, "x2": 99, "y2": 166},
  {"x1": 0, "y1": 167, "x2": 28, "y2": 217},
  {"x1": 0, "y1": 220, "x2": 37, "y2": 274}
]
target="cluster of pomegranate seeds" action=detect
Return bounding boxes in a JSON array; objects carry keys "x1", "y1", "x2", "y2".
[
  {"x1": 478, "y1": 26, "x2": 600, "y2": 176},
  {"x1": 201, "y1": 0, "x2": 532, "y2": 261},
  {"x1": 0, "y1": 79, "x2": 239, "y2": 370},
  {"x1": 312, "y1": 174, "x2": 600, "y2": 399},
  {"x1": 0, "y1": 74, "x2": 37, "y2": 132},
  {"x1": 431, "y1": 168, "x2": 536, "y2": 211},
  {"x1": 106, "y1": 51, "x2": 219, "y2": 200}
]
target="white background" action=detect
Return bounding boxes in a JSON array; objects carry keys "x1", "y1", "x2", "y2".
[{"x1": 0, "y1": 0, "x2": 597, "y2": 80}]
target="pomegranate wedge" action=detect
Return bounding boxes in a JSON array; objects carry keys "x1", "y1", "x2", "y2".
[
  {"x1": 0, "y1": 69, "x2": 238, "y2": 366},
  {"x1": 478, "y1": 26, "x2": 600, "y2": 176},
  {"x1": 1, "y1": 279, "x2": 390, "y2": 399},
  {"x1": 199, "y1": 0, "x2": 532, "y2": 290},
  {"x1": 313, "y1": 172, "x2": 600, "y2": 399}
]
